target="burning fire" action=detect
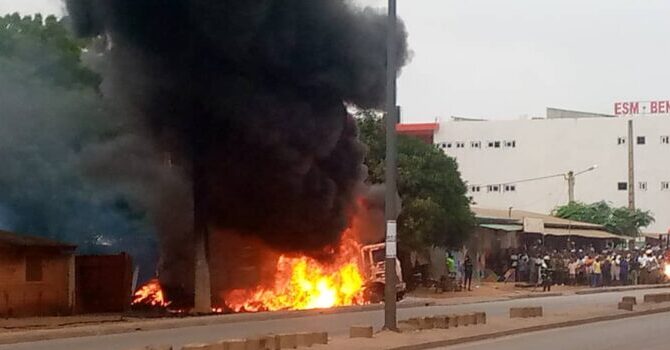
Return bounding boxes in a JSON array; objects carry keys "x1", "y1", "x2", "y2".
[
  {"x1": 224, "y1": 232, "x2": 367, "y2": 312},
  {"x1": 132, "y1": 278, "x2": 171, "y2": 308}
]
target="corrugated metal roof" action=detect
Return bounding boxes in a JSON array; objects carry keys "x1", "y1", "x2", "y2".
[
  {"x1": 472, "y1": 207, "x2": 603, "y2": 229},
  {"x1": 0, "y1": 230, "x2": 76, "y2": 249},
  {"x1": 480, "y1": 224, "x2": 524, "y2": 232},
  {"x1": 544, "y1": 227, "x2": 623, "y2": 240}
]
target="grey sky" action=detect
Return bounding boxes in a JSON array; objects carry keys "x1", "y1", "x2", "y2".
[{"x1": 3, "y1": 0, "x2": 669, "y2": 122}]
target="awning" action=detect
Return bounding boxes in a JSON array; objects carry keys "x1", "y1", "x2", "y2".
[
  {"x1": 479, "y1": 224, "x2": 523, "y2": 232},
  {"x1": 543, "y1": 227, "x2": 623, "y2": 240}
]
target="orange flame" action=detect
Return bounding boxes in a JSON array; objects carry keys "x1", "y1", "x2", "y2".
[
  {"x1": 224, "y1": 232, "x2": 366, "y2": 312},
  {"x1": 132, "y1": 278, "x2": 171, "y2": 307}
]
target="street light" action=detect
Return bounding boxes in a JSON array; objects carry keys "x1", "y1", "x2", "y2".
[{"x1": 564, "y1": 165, "x2": 598, "y2": 203}]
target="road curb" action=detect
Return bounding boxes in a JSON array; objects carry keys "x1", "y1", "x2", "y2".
[
  {"x1": 574, "y1": 283, "x2": 670, "y2": 295},
  {"x1": 0, "y1": 301, "x2": 434, "y2": 345},
  {"x1": 388, "y1": 306, "x2": 670, "y2": 350}
]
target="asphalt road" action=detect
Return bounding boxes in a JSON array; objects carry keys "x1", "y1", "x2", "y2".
[
  {"x1": 3, "y1": 287, "x2": 670, "y2": 350},
  {"x1": 441, "y1": 312, "x2": 670, "y2": 350}
]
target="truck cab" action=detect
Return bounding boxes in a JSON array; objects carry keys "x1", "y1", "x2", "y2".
[{"x1": 360, "y1": 243, "x2": 406, "y2": 302}]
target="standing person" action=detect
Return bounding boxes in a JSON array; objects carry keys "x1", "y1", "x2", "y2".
[
  {"x1": 601, "y1": 255, "x2": 611, "y2": 286},
  {"x1": 611, "y1": 255, "x2": 621, "y2": 285},
  {"x1": 509, "y1": 251, "x2": 518, "y2": 282},
  {"x1": 620, "y1": 254, "x2": 629, "y2": 286},
  {"x1": 629, "y1": 253, "x2": 640, "y2": 285},
  {"x1": 463, "y1": 255, "x2": 474, "y2": 291},
  {"x1": 568, "y1": 258, "x2": 579, "y2": 286},
  {"x1": 518, "y1": 253, "x2": 529, "y2": 282},
  {"x1": 542, "y1": 255, "x2": 554, "y2": 292},
  {"x1": 592, "y1": 258, "x2": 602, "y2": 287}
]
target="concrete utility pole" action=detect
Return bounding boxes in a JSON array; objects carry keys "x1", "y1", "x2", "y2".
[
  {"x1": 627, "y1": 119, "x2": 636, "y2": 210},
  {"x1": 566, "y1": 171, "x2": 575, "y2": 203},
  {"x1": 193, "y1": 158, "x2": 212, "y2": 313},
  {"x1": 384, "y1": 0, "x2": 398, "y2": 332}
]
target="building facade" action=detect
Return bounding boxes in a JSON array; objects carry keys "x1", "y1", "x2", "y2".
[
  {"x1": 0, "y1": 231, "x2": 76, "y2": 317},
  {"x1": 414, "y1": 108, "x2": 670, "y2": 234}
]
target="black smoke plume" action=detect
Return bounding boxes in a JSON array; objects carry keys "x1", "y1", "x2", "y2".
[{"x1": 66, "y1": 0, "x2": 408, "y2": 289}]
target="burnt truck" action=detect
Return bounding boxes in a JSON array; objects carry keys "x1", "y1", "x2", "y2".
[{"x1": 360, "y1": 243, "x2": 406, "y2": 302}]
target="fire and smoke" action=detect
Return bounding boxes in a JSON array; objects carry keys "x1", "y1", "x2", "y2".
[{"x1": 66, "y1": 0, "x2": 408, "y2": 301}]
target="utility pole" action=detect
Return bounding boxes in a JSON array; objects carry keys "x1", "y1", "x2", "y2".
[
  {"x1": 193, "y1": 147, "x2": 212, "y2": 313},
  {"x1": 384, "y1": 0, "x2": 398, "y2": 332},
  {"x1": 566, "y1": 171, "x2": 575, "y2": 203},
  {"x1": 627, "y1": 119, "x2": 636, "y2": 210}
]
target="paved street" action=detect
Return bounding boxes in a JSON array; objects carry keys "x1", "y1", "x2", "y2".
[
  {"x1": 2, "y1": 287, "x2": 669, "y2": 350},
  {"x1": 442, "y1": 312, "x2": 670, "y2": 350}
]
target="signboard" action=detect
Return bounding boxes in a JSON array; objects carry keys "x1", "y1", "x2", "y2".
[
  {"x1": 385, "y1": 220, "x2": 397, "y2": 258},
  {"x1": 614, "y1": 100, "x2": 670, "y2": 116},
  {"x1": 523, "y1": 218, "x2": 545, "y2": 234}
]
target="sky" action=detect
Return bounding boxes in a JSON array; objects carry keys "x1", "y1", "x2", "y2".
[{"x1": 3, "y1": 0, "x2": 669, "y2": 123}]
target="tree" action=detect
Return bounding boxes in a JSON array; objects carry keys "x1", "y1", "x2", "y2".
[
  {"x1": 356, "y1": 111, "x2": 474, "y2": 251},
  {"x1": 0, "y1": 13, "x2": 157, "y2": 271},
  {"x1": 553, "y1": 201, "x2": 654, "y2": 237}
]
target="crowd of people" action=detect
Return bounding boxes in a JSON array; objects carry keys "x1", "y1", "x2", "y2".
[{"x1": 504, "y1": 246, "x2": 670, "y2": 290}]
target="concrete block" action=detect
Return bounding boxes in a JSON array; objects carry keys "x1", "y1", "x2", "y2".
[
  {"x1": 258, "y1": 336, "x2": 279, "y2": 350},
  {"x1": 643, "y1": 293, "x2": 668, "y2": 303},
  {"x1": 433, "y1": 316, "x2": 449, "y2": 329},
  {"x1": 457, "y1": 314, "x2": 471, "y2": 327},
  {"x1": 474, "y1": 312, "x2": 487, "y2": 325},
  {"x1": 529, "y1": 307, "x2": 543, "y2": 317},
  {"x1": 182, "y1": 345, "x2": 209, "y2": 350},
  {"x1": 417, "y1": 317, "x2": 435, "y2": 330},
  {"x1": 618, "y1": 302, "x2": 634, "y2": 311},
  {"x1": 276, "y1": 334, "x2": 297, "y2": 349},
  {"x1": 447, "y1": 315, "x2": 458, "y2": 328},
  {"x1": 349, "y1": 325, "x2": 374, "y2": 338},
  {"x1": 295, "y1": 333, "x2": 314, "y2": 347},
  {"x1": 510, "y1": 307, "x2": 542, "y2": 318},
  {"x1": 621, "y1": 296, "x2": 637, "y2": 305},
  {"x1": 218, "y1": 339, "x2": 246, "y2": 350},
  {"x1": 142, "y1": 346, "x2": 172, "y2": 350},
  {"x1": 310, "y1": 332, "x2": 328, "y2": 345},
  {"x1": 510, "y1": 307, "x2": 525, "y2": 318}
]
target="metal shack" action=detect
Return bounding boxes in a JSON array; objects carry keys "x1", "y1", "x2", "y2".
[{"x1": 0, "y1": 230, "x2": 76, "y2": 317}]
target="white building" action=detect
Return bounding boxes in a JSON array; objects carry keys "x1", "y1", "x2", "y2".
[{"x1": 426, "y1": 108, "x2": 670, "y2": 234}]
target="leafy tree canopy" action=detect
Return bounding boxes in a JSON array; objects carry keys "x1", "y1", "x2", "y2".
[
  {"x1": 553, "y1": 201, "x2": 654, "y2": 237},
  {"x1": 356, "y1": 110, "x2": 474, "y2": 250}
]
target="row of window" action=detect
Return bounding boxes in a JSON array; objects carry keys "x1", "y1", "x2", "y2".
[
  {"x1": 618, "y1": 181, "x2": 670, "y2": 191},
  {"x1": 471, "y1": 181, "x2": 670, "y2": 194},
  {"x1": 470, "y1": 184, "x2": 516, "y2": 193},
  {"x1": 438, "y1": 140, "x2": 517, "y2": 150},
  {"x1": 617, "y1": 136, "x2": 670, "y2": 145}
]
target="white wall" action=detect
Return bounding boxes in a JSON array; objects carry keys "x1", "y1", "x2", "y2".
[{"x1": 434, "y1": 116, "x2": 670, "y2": 233}]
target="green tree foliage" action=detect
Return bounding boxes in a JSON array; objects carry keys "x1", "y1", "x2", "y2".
[
  {"x1": 0, "y1": 13, "x2": 154, "y2": 262},
  {"x1": 553, "y1": 201, "x2": 654, "y2": 237},
  {"x1": 0, "y1": 13, "x2": 101, "y2": 89},
  {"x1": 356, "y1": 111, "x2": 474, "y2": 250}
]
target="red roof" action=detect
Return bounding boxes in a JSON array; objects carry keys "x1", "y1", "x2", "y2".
[{"x1": 396, "y1": 123, "x2": 439, "y2": 133}]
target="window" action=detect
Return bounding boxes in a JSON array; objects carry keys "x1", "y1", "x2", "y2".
[
  {"x1": 662, "y1": 136, "x2": 670, "y2": 144},
  {"x1": 470, "y1": 141, "x2": 481, "y2": 149},
  {"x1": 25, "y1": 256, "x2": 43, "y2": 282},
  {"x1": 617, "y1": 182, "x2": 628, "y2": 191},
  {"x1": 639, "y1": 182, "x2": 647, "y2": 191},
  {"x1": 456, "y1": 142, "x2": 465, "y2": 148},
  {"x1": 487, "y1": 141, "x2": 495, "y2": 148},
  {"x1": 504, "y1": 184, "x2": 516, "y2": 192},
  {"x1": 504, "y1": 140, "x2": 516, "y2": 148},
  {"x1": 470, "y1": 185, "x2": 481, "y2": 193},
  {"x1": 446, "y1": 142, "x2": 452, "y2": 148},
  {"x1": 617, "y1": 137, "x2": 626, "y2": 145},
  {"x1": 637, "y1": 136, "x2": 646, "y2": 145},
  {"x1": 494, "y1": 141, "x2": 501, "y2": 148},
  {"x1": 487, "y1": 185, "x2": 500, "y2": 193},
  {"x1": 662, "y1": 182, "x2": 670, "y2": 191}
]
